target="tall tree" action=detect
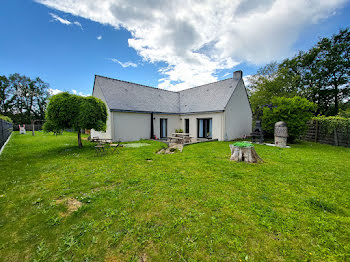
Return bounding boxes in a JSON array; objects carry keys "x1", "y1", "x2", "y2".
[
  {"x1": 0, "y1": 73, "x2": 49, "y2": 124},
  {"x1": 250, "y1": 27, "x2": 350, "y2": 117},
  {"x1": 0, "y1": 75, "x2": 10, "y2": 114},
  {"x1": 314, "y1": 28, "x2": 350, "y2": 114},
  {"x1": 43, "y1": 92, "x2": 107, "y2": 148},
  {"x1": 248, "y1": 62, "x2": 300, "y2": 118}
]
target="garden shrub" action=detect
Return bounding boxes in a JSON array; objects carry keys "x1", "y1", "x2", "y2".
[
  {"x1": 312, "y1": 115, "x2": 350, "y2": 136},
  {"x1": 0, "y1": 114, "x2": 13, "y2": 123},
  {"x1": 338, "y1": 108, "x2": 350, "y2": 118},
  {"x1": 262, "y1": 96, "x2": 316, "y2": 142}
]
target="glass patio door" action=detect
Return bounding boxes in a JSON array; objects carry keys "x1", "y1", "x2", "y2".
[
  {"x1": 160, "y1": 118, "x2": 167, "y2": 138},
  {"x1": 197, "y1": 118, "x2": 212, "y2": 138}
]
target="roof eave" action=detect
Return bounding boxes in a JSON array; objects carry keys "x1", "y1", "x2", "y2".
[{"x1": 110, "y1": 109, "x2": 225, "y2": 115}]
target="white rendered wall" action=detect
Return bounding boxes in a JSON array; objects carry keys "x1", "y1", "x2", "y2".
[
  {"x1": 224, "y1": 80, "x2": 252, "y2": 140},
  {"x1": 153, "y1": 114, "x2": 181, "y2": 139},
  {"x1": 91, "y1": 84, "x2": 113, "y2": 140},
  {"x1": 179, "y1": 112, "x2": 224, "y2": 141},
  {"x1": 113, "y1": 112, "x2": 151, "y2": 142}
]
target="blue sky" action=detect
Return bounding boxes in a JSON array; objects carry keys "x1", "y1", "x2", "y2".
[{"x1": 1, "y1": 0, "x2": 349, "y2": 95}]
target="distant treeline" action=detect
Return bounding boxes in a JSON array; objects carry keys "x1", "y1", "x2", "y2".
[
  {"x1": 0, "y1": 73, "x2": 49, "y2": 125},
  {"x1": 248, "y1": 27, "x2": 350, "y2": 118}
]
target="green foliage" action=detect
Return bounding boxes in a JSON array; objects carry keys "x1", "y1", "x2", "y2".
[
  {"x1": 44, "y1": 92, "x2": 107, "y2": 147},
  {"x1": 249, "y1": 27, "x2": 350, "y2": 117},
  {"x1": 0, "y1": 73, "x2": 49, "y2": 124},
  {"x1": 262, "y1": 96, "x2": 316, "y2": 141},
  {"x1": 45, "y1": 92, "x2": 81, "y2": 130},
  {"x1": 233, "y1": 142, "x2": 253, "y2": 147},
  {"x1": 248, "y1": 62, "x2": 301, "y2": 117},
  {"x1": 0, "y1": 114, "x2": 13, "y2": 123},
  {"x1": 42, "y1": 120, "x2": 62, "y2": 135},
  {"x1": 1, "y1": 132, "x2": 350, "y2": 261},
  {"x1": 79, "y1": 96, "x2": 107, "y2": 131},
  {"x1": 175, "y1": 129, "x2": 183, "y2": 133},
  {"x1": 338, "y1": 108, "x2": 350, "y2": 118},
  {"x1": 312, "y1": 116, "x2": 350, "y2": 136}
]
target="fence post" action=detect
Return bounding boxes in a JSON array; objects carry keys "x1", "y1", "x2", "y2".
[
  {"x1": 314, "y1": 120, "x2": 318, "y2": 143},
  {"x1": 334, "y1": 129, "x2": 338, "y2": 146},
  {"x1": 0, "y1": 119, "x2": 3, "y2": 147}
]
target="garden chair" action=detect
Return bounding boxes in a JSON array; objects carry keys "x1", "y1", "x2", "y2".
[
  {"x1": 95, "y1": 144, "x2": 105, "y2": 156},
  {"x1": 109, "y1": 143, "x2": 120, "y2": 153}
]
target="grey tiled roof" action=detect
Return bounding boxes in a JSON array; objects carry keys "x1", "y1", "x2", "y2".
[
  {"x1": 179, "y1": 78, "x2": 239, "y2": 113},
  {"x1": 94, "y1": 75, "x2": 240, "y2": 114}
]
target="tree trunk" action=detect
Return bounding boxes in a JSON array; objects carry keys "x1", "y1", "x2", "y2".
[
  {"x1": 31, "y1": 120, "x2": 35, "y2": 136},
  {"x1": 78, "y1": 129, "x2": 83, "y2": 148},
  {"x1": 334, "y1": 84, "x2": 339, "y2": 115},
  {"x1": 229, "y1": 145, "x2": 263, "y2": 163}
]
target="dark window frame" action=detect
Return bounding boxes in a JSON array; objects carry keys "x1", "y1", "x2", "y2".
[
  {"x1": 185, "y1": 119, "x2": 189, "y2": 133},
  {"x1": 160, "y1": 118, "x2": 168, "y2": 138},
  {"x1": 197, "y1": 118, "x2": 212, "y2": 138}
]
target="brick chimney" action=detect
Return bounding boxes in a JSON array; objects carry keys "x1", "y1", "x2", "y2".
[{"x1": 233, "y1": 70, "x2": 243, "y2": 80}]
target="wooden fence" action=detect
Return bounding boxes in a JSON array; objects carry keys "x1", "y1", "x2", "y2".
[
  {"x1": 0, "y1": 119, "x2": 13, "y2": 150},
  {"x1": 303, "y1": 120, "x2": 350, "y2": 147},
  {"x1": 13, "y1": 124, "x2": 43, "y2": 131}
]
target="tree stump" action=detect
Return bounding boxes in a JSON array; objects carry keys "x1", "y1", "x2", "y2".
[{"x1": 229, "y1": 144, "x2": 263, "y2": 163}]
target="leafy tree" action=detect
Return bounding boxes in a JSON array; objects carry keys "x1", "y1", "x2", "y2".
[
  {"x1": 0, "y1": 76, "x2": 10, "y2": 114},
  {"x1": 313, "y1": 28, "x2": 350, "y2": 115},
  {"x1": 248, "y1": 62, "x2": 300, "y2": 118},
  {"x1": 262, "y1": 96, "x2": 316, "y2": 142},
  {"x1": 0, "y1": 73, "x2": 49, "y2": 124},
  {"x1": 42, "y1": 120, "x2": 62, "y2": 135},
  {"x1": 338, "y1": 108, "x2": 350, "y2": 118},
  {"x1": 281, "y1": 30, "x2": 350, "y2": 115},
  {"x1": 43, "y1": 92, "x2": 107, "y2": 148},
  {"x1": 249, "y1": 28, "x2": 350, "y2": 117}
]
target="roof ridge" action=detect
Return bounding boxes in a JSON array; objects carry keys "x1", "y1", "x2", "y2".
[
  {"x1": 178, "y1": 78, "x2": 233, "y2": 93},
  {"x1": 95, "y1": 75, "x2": 177, "y2": 93},
  {"x1": 95, "y1": 74, "x2": 233, "y2": 93}
]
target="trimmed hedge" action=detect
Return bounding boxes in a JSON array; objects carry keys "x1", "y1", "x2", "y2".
[
  {"x1": 312, "y1": 116, "x2": 350, "y2": 136},
  {"x1": 0, "y1": 114, "x2": 13, "y2": 123}
]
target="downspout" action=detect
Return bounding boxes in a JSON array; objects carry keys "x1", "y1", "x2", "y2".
[
  {"x1": 150, "y1": 112, "x2": 154, "y2": 139},
  {"x1": 110, "y1": 109, "x2": 114, "y2": 141}
]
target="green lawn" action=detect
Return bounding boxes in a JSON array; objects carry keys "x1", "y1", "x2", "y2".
[{"x1": 1, "y1": 132, "x2": 350, "y2": 261}]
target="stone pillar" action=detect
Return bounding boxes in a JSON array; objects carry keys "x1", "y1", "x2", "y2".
[{"x1": 274, "y1": 121, "x2": 288, "y2": 147}]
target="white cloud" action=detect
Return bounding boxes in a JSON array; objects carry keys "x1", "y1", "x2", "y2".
[
  {"x1": 243, "y1": 75, "x2": 253, "y2": 88},
  {"x1": 39, "y1": 0, "x2": 346, "y2": 90},
  {"x1": 72, "y1": 89, "x2": 89, "y2": 96},
  {"x1": 73, "y1": 21, "x2": 83, "y2": 30},
  {"x1": 49, "y1": 12, "x2": 71, "y2": 25},
  {"x1": 79, "y1": 92, "x2": 89, "y2": 97},
  {"x1": 222, "y1": 72, "x2": 231, "y2": 78},
  {"x1": 49, "y1": 12, "x2": 83, "y2": 29},
  {"x1": 48, "y1": 88, "x2": 63, "y2": 95},
  {"x1": 97, "y1": 35, "x2": 102, "y2": 40},
  {"x1": 109, "y1": 58, "x2": 137, "y2": 68}
]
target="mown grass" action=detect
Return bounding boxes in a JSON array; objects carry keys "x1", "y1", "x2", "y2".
[{"x1": 0, "y1": 132, "x2": 350, "y2": 261}]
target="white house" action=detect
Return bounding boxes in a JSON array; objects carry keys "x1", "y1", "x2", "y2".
[{"x1": 91, "y1": 71, "x2": 252, "y2": 142}]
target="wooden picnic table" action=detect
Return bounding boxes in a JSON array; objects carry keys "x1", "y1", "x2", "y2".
[
  {"x1": 169, "y1": 133, "x2": 193, "y2": 144},
  {"x1": 91, "y1": 137, "x2": 112, "y2": 144},
  {"x1": 172, "y1": 133, "x2": 190, "y2": 136}
]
